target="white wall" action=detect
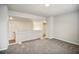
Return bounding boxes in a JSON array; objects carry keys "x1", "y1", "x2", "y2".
[
  {"x1": 54, "y1": 11, "x2": 79, "y2": 45},
  {"x1": 9, "y1": 20, "x2": 33, "y2": 32},
  {"x1": 9, "y1": 19, "x2": 33, "y2": 40},
  {"x1": 46, "y1": 17, "x2": 54, "y2": 39},
  {"x1": 16, "y1": 31, "x2": 42, "y2": 43},
  {"x1": 0, "y1": 5, "x2": 8, "y2": 50}
]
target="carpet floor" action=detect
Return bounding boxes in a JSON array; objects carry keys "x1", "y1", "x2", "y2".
[{"x1": 2, "y1": 38, "x2": 79, "y2": 54}]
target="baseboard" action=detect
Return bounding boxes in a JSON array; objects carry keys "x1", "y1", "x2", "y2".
[
  {"x1": 0, "y1": 48, "x2": 8, "y2": 51},
  {"x1": 15, "y1": 38, "x2": 41, "y2": 44},
  {"x1": 48, "y1": 37, "x2": 54, "y2": 39},
  {"x1": 51, "y1": 37, "x2": 79, "y2": 46}
]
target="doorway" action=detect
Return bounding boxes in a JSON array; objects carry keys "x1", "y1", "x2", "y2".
[
  {"x1": 9, "y1": 32, "x2": 16, "y2": 44},
  {"x1": 42, "y1": 21, "x2": 47, "y2": 38},
  {"x1": 8, "y1": 16, "x2": 16, "y2": 44}
]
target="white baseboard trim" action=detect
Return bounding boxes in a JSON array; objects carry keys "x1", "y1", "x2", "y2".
[
  {"x1": 0, "y1": 48, "x2": 8, "y2": 51},
  {"x1": 52, "y1": 37, "x2": 79, "y2": 46},
  {"x1": 48, "y1": 37, "x2": 54, "y2": 39}
]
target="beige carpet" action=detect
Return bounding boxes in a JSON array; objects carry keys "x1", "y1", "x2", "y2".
[{"x1": 3, "y1": 38, "x2": 79, "y2": 54}]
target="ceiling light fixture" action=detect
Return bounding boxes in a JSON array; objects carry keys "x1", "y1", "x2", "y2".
[{"x1": 9, "y1": 16, "x2": 13, "y2": 20}]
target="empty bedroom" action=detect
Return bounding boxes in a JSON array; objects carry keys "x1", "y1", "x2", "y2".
[{"x1": 0, "y1": 4, "x2": 79, "y2": 54}]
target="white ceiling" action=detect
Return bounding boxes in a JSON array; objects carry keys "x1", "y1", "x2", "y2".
[{"x1": 8, "y1": 4, "x2": 79, "y2": 17}]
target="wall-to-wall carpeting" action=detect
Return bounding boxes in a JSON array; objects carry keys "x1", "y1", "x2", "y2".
[{"x1": 1, "y1": 38, "x2": 79, "y2": 54}]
